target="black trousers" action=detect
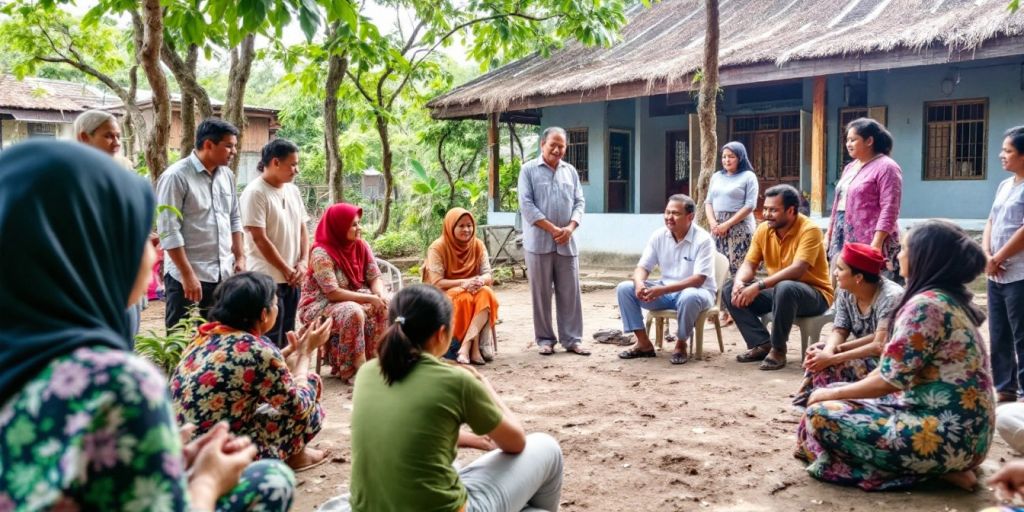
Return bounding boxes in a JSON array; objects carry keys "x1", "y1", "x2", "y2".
[
  {"x1": 164, "y1": 274, "x2": 219, "y2": 330},
  {"x1": 723, "y1": 279, "x2": 829, "y2": 351},
  {"x1": 266, "y1": 283, "x2": 301, "y2": 348}
]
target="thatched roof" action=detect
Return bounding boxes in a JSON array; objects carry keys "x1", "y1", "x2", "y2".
[{"x1": 428, "y1": 0, "x2": 1024, "y2": 118}]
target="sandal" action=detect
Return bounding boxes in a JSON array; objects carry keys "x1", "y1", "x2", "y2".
[
  {"x1": 566, "y1": 343, "x2": 591, "y2": 356},
  {"x1": 470, "y1": 358, "x2": 486, "y2": 366},
  {"x1": 670, "y1": 352, "x2": 688, "y2": 365},
  {"x1": 759, "y1": 356, "x2": 786, "y2": 371},
  {"x1": 291, "y1": 449, "x2": 333, "y2": 473},
  {"x1": 618, "y1": 347, "x2": 656, "y2": 359},
  {"x1": 998, "y1": 390, "x2": 1018, "y2": 403},
  {"x1": 736, "y1": 344, "x2": 770, "y2": 363},
  {"x1": 538, "y1": 345, "x2": 555, "y2": 356}
]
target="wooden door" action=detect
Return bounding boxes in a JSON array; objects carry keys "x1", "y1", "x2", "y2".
[
  {"x1": 665, "y1": 130, "x2": 689, "y2": 197},
  {"x1": 752, "y1": 132, "x2": 780, "y2": 219}
]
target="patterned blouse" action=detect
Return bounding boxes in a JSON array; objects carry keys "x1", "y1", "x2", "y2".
[
  {"x1": 170, "y1": 328, "x2": 322, "y2": 459},
  {"x1": 299, "y1": 247, "x2": 382, "y2": 315}
]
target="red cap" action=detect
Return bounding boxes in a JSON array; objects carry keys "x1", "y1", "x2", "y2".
[{"x1": 841, "y1": 242, "x2": 884, "y2": 276}]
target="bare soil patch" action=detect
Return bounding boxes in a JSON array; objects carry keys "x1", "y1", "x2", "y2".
[{"x1": 139, "y1": 273, "x2": 1012, "y2": 512}]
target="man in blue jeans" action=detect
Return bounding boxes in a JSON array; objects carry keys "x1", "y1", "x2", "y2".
[{"x1": 616, "y1": 195, "x2": 717, "y2": 365}]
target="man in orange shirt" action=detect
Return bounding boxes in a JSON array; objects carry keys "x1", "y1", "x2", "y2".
[{"x1": 724, "y1": 184, "x2": 833, "y2": 370}]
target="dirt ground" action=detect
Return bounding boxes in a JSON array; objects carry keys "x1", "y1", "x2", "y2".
[{"x1": 140, "y1": 269, "x2": 1015, "y2": 512}]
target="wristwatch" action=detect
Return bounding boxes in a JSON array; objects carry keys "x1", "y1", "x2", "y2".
[{"x1": 757, "y1": 279, "x2": 767, "y2": 290}]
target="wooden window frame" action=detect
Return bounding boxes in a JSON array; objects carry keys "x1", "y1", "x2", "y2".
[
  {"x1": 837, "y1": 106, "x2": 887, "y2": 179},
  {"x1": 728, "y1": 112, "x2": 802, "y2": 181},
  {"x1": 922, "y1": 98, "x2": 988, "y2": 182},
  {"x1": 565, "y1": 127, "x2": 589, "y2": 183}
]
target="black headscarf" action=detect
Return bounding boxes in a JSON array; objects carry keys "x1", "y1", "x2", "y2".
[{"x1": 0, "y1": 140, "x2": 154, "y2": 405}]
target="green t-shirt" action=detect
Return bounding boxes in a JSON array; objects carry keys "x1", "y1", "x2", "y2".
[{"x1": 349, "y1": 355, "x2": 504, "y2": 512}]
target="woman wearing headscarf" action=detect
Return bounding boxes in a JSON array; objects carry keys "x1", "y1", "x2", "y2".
[
  {"x1": 705, "y1": 141, "x2": 759, "y2": 325},
  {"x1": 797, "y1": 221, "x2": 993, "y2": 491},
  {"x1": 423, "y1": 208, "x2": 500, "y2": 365},
  {"x1": 827, "y1": 118, "x2": 903, "y2": 282},
  {"x1": 0, "y1": 140, "x2": 294, "y2": 510},
  {"x1": 298, "y1": 203, "x2": 389, "y2": 382}
]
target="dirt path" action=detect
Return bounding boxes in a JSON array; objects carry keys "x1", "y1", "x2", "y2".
[{"x1": 141, "y1": 278, "x2": 1012, "y2": 512}]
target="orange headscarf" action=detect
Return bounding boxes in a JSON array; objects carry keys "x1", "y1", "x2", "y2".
[{"x1": 431, "y1": 208, "x2": 486, "y2": 280}]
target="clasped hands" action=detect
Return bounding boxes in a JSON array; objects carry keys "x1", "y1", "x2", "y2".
[
  {"x1": 730, "y1": 280, "x2": 761, "y2": 308},
  {"x1": 282, "y1": 316, "x2": 332, "y2": 366},
  {"x1": 803, "y1": 344, "x2": 837, "y2": 373},
  {"x1": 461, "y1": 276, "x2": 486, "y2": 294},
  {"x1": 549, "y1": 225, "x2": 574, "y2": 245},
  {"x1": 179, "y1": 422, "x2": 257, "y2": 507},
  {"x1": 634, "y1": 282, "x2": 666, "y2": 302},
  {"x1": 285, "y1": 261, "x2": 307, "y2": 287}
]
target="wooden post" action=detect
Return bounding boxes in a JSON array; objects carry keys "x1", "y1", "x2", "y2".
[
  {"x1": 810, "y1": 76, "x2": 827, "y2": 216},
  {"x1": 487, "y1": 113, "x2": 500, "y2": 212}
]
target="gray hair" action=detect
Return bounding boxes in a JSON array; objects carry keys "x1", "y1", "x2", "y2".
[
  {"x1": 540, "y1": 126, "x2": 567, "y2": 144},
  {"x1": 73, "y1": 110, "x2": 117, "y2": 137},
  {"x1": 667, "y1": 194, "x2": 695, "y2": 214}
]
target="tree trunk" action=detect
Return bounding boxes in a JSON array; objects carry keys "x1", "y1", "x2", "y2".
[
  {"x1": 693, "y1": 0, "x2": 720, "y2": 229},
  {"x1": 138, "y1": 0, "x2": 170, "y2": 180},
  {"x1": 437, "y1": 127, "x2": 456, "y2": 209},
  {"x1": 374, "y1": 114, "x2": 394, "y2": 237},
  {"x1": 178, "y1": 45, "x2": 199, "y2": 160},
  {"x1": 323, "y1": 27, "x2": 348, "y2": 204},
  {"x1": 162, "y1": 40, "x2": 214, "y2": 119},
  {"x1": 223, "y1": 34, "x2": 256, "y2": 175}
]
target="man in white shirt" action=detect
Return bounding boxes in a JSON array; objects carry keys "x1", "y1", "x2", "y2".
[
  {"x1": 616, "y1": 195, "x2": 717, "y2": 365},
  {"x1": 240, "y1": 139, "x2": 310, "y2": 347}
]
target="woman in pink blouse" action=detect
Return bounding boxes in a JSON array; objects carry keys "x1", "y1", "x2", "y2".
[
  {"x1": 298, "y1": 203, "x2": 390, "y2": 383},
  {"x1": 827, "y1": 118, "x2": 903, "y2": 282}
]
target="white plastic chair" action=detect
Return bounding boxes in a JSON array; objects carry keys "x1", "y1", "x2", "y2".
[
  {"x1": 759, "y1": 311, "x2": 834, "y2": 362},
  {"x1": 643, "y1": 252, "x2": 730, "y2": 358}
]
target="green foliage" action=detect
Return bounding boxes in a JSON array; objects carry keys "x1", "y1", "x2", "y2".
[
  {"x1": 1011, "y1": 0, "x2": 1020, "y2": 11},
  {"x1": 134, "y1": 310, "x2": 201, "y2": 374},
  {"x1": 499, "y1": 157, "x2": 522, "y2": 212},
  {"x1": 369, "y1": 229, "x2": 423, "y2": 259}
]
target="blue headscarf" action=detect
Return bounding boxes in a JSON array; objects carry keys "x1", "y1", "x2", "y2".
[
  {"x1": 0, "y1": 140, "x2": 154, "y2": 405},
  {"x1": 720, "y1": 141, "x2": 754, "y2": 174}
]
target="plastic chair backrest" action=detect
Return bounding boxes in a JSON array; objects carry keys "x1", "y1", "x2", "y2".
[
  {"x1": 713, "y1": 252, "x2": 729, "y2": 306},
  {"x1": 375, "y1": 258, "x2": 404, "y2": 293}
]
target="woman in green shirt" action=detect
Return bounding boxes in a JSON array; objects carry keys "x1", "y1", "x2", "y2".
[{"x1": 341, "y1": 284, "x2": 563, "y2": 512}]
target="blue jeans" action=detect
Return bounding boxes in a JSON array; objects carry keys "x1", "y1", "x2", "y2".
[
  {"x1": 615, "y1": 281, "x2": 713, "y2": 342},
  {"x1": 989, "y1": 279, "x2": 1024, "y2": 396}
]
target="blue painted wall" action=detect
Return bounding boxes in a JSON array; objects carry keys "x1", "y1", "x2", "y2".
[
  {"x1": 862, "y1": 59, "x2": 1022, "y2": 218},
  {"x1": 542, "y1": 102, "x2": 608, "y2": 212}
]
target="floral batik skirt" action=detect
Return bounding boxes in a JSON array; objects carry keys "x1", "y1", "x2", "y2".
[{"x1": 714, "y1": 211, "x2": 754, "y2": 277}]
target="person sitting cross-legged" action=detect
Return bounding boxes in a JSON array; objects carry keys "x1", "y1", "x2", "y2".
[
  {"x1": 792, "y1": 243, "x2": 903, "y2": 407},
  {"x1": 725, "y1": 184, "x2": 834, "y2": 370},
  {"x1": 616, "y1": 194, "x2": 717, "y2": 365}
]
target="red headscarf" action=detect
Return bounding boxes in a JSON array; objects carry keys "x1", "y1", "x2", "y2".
[{"x1": 311, "y1": 203, "x2": 373, "y2": 289}]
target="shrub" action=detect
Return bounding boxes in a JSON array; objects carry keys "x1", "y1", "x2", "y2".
[
  {"x1": 134, "y1": 309, "x2": 201, "y2": 374},
  {"x1": 370, "y1": 230, "x2": 423, "y2": 259}
]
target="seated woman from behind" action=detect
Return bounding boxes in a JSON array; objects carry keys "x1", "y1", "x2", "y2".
[
  {"x1": 299, "y1": 203, "x2": 390, "y2": 382},
  {"x1": 797, "y1": 220, "x2": 994, "y2": 491},
  {"x1": 423, "y1": 208, "x2": 499, "y2": 365},
  {"x1": 172, "y1": 272, "x2": 333, "y2": 471},
  {"x1": 793, "y1": 242, "x2": 903, "y2": 407},
  {"x1": 0, "y1": 140, "x2": 293, "y2": 511},
  {"x1": 343, "y1": 285, "x2": 563, "y2": 512}
]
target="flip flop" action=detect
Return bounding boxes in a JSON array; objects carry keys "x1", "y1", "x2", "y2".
[
  {"x1": 470, "y1": 358, "x2": 486, "y2": 366},
  {"x1": 292, "y1": 449, "x2": 334, "y2": 473},
  {"x1": 759, "y1": 356, "x2": 786, "y2": 371},
  {"x1": 618, "y1": 347, "x2": 656, "y2": 359},
  {"x1": 538, "y1": 345, "x2": 555, "y2": 356},
  {"x1": 736, "y1": 344, "x2": 771, "y2": 363},
  {"x1": 566, "y1": 344, "x2": 591, "y2": 356},
  {"x1": 670, "y1": 352, "x2": 688, "y2": 365}
]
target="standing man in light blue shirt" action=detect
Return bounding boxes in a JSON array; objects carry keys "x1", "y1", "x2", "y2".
[
  {"x1": 518, "y1": 127, "x2": 589, "y2": 356},
  {"x1": 156, "y1": 118, "x2": 245, "y2": 330}
]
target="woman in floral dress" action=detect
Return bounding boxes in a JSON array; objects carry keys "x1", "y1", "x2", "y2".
[
  {"x1": 0, "y1": 141, "x2": 294, "y2": 511},
  {"x1": 298, "y1": 203, "x2": 390, "y2": 382},
  {"x1": 797, "y1": 220, "x2": 994, "y2": 491},
  {"x1": 172, "y1": 272, "x2": 333, "y2": 471},
  {"x1": 793, "y1": 243, "x2": 903, "y2": 407}
]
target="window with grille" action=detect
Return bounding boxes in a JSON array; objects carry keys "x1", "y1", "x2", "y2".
[
  {"x1": 729, "y1": 112, "x2": 801, "y2": 180},
  {"x1": 566, "y1": 128, "x2": 589, "y2": 183},
  {"x1": 27, "y1": 123, "x2": 57, "y2": 138},
  {"x1": 924, "y1": 99, "x2": 987, "y2": 181},
  {"x1": 838, "y1": 106, "x2": 888, "y2": 178}
]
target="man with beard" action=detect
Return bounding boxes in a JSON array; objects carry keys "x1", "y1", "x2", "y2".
[
  {"x1": 724, "y1": 184, "x2": 833, "y2": 370},
  {"x1": 615, "y1": 195, "x2": 717, "y2": 365}
]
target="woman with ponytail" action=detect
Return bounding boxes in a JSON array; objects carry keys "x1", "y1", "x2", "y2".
[
  {"x1": 797, "y1": 221, "x2": 994, "y2": 491},
  {"x1": 337, "y1": 284, "x2": 564, "y2": 512},
  {"x1": 298, "y1": 203, "x2": 390, "y2": 382}
]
